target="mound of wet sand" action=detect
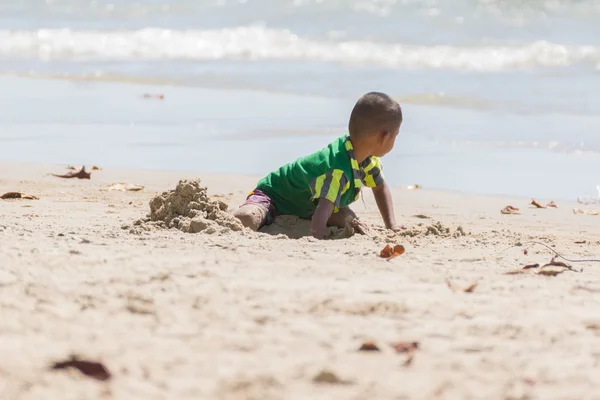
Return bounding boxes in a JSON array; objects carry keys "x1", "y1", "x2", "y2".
[{"x1": 129, "y1": 179, "x2": 244, "y2": 234}]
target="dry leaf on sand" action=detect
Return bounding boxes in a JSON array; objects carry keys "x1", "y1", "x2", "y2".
[
  {"x1": 403, "y1": 352, "x2": 416, "y2": 366},
  {"x1": 1, "y1": 192, "x2": 39, "y2": 200},
  {"x1": 501, "y1": 206, "x2": 520, "y2": 215},
  {"x1": 391, "y1": 342, "x2": 419, "y2": 353},
  {"x1": 544, "y1": 259, "x2": 572, "y2": 269},
  {"x1": 446, "y1": 279, "x2": 478, "y2": 293},
  {"x1": 358, "y1": 342, "x2": 381, "y2": 352},
  {"x1": 573, "y1": 208, "x2": 600, "y2": 216},
  {"x1": 391, "y1": 341, "x2": 419, "y2": 367},
  {"x1": 52, "y1": 166, "x2": 91, "y2": 180},
  {"x1": 379, "y1": 244, "x2": 405, "y2": 261},
  {"x1": 67, "y1": 165, "x2": 102, "y2": 171},
  {"x1": 531, "y1": 199, "x2": 558, "y2": 209},
  {"x1": 51, "y1": 356, "x2": 111, "y2": 381},
  {"x1": 106, "y1": 183, "x2": 145, "y2": 192},
  {"x1": 504, "y1": 258, "x2": 573, "y2": 276},
  {"x1": 536, "y1": 265, "x2": 567, "y2": 276},
  {"x1": 312, "y1": 370, "x2": 352, "y2": 385},
  {"x1": 504, "y1": 269, "x2": 531, "y2": 275}
]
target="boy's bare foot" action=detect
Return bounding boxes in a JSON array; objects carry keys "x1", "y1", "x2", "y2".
[{"x1": 232, "y1": 205, "x2": 267, "y2": 231}]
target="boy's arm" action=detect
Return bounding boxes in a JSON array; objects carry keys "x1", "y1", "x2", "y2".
[
  {"x1": 309, "y1": 199, "x2": 335, "y2": 239},
  {"x1": 372, "y1": 182, "x2": 401, "y2": 230}
]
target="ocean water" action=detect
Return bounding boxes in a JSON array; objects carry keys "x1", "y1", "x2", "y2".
[{"x1": 1, "y1": 0, "x2": 599, "y2": 200}]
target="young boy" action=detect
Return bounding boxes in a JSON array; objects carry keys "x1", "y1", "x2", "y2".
[{"x1": 233, "y1": 92, "x2": 403, "y2": 239}]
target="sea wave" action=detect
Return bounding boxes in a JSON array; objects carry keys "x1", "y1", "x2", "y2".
[{"x1": 1, "y1": 27, "x2": 599, "y2": 71}]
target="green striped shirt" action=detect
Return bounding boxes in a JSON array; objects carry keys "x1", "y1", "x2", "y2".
[{"x1": 256, "y1": 135, "x2": 385, "y2": 218}]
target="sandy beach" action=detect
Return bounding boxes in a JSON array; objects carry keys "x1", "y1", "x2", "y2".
[{"x1": 2, "y1": 162, "x2": 600, "y2": 399}]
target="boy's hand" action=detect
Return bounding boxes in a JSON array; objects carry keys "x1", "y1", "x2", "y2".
[
  {"x1": 309, "y1": 198, "x2": 335, "y2": 239},
  {"x1": 372, "y1": 182, "x2": 399, "y2": 230}
]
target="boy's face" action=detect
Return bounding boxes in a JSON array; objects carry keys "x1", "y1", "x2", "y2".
[{"x1": 373, "y1": 124, "x2": 401, "y2": 157}]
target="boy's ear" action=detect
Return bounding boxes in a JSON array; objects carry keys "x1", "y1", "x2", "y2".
[{"x1": 379, "y1": 130, "x2": 390, "y2": 143}]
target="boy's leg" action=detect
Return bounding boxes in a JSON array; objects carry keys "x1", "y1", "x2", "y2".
[
  {"x1": 326, "y1": 207, "x2": 357, "y2": 228},
  {"x1": 233, "y1": 205, "x2": 267, "y2": 231},
  {"x1": 232, "y1": 190, "x2": 275, "y2": 231}
]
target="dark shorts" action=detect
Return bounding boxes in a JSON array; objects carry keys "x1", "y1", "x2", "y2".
[{"x1": 241, "y1": 189, "x2": 279, "y2": 225}]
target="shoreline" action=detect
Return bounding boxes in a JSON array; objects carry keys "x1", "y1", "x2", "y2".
[
  {"x1": 1, "y1": 75, "x2": 600, "y2": 201},
  {"x1": 2, "y1": 160, "x2": 598, "y2": 206},
  {"x1": 0, "y1": 160, "x2": 593, "y2": 204}
]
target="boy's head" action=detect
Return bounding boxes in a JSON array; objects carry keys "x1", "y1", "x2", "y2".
[{"x1": 348, "y1": 92, "x2": 402, "y2": 157}]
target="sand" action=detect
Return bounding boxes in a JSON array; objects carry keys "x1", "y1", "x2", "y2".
[
  {"x1": 2, "y1": 162, "x2": 600, "y2": 400},
  {"x1": 132, "y1": 179, "x2": 243, "y2": 234}
]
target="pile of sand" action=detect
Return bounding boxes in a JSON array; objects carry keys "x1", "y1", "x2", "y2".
[
  {"x1": 260, "y1": 215, "x2": 355, "y2": 240},
  {"x1": 398, "y1": 221, "x2": 467, "y2": 239},
  {"x1": 129, "y1": 179, "x2": 244, "y2": 234}
]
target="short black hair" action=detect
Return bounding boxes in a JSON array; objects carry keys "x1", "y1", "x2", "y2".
[{"x1": 348, "y1": 92, "x2": 402, "y2": 139}]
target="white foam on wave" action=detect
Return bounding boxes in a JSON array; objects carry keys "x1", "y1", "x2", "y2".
[{"x1": 1, "y1": 26, "x2": 599, "y2": 71}]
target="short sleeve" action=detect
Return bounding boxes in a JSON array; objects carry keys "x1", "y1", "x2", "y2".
[
  {"x1": 361, "y1": 156, "x2": 385, "y2": 188},
  {"x1": 309, "y1": 169, "x2": 349, "y2": 209}
]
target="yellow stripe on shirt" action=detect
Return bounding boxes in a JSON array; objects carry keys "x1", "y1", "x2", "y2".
[
  {"x1": 313, "y1": 174, "x2": 326, "y2": 199},
  {"x1": 326, "y1": 169, "x2": 343, "y2": 204}
]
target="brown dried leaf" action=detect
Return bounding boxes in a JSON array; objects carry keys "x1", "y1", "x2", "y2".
[
  {"x1": 358, "y1": 342, "x2": 380, "y2": 352},
  {"x1": 501, "y1": 206, "x2": 520, "y2": 215},
  {"x1": 530, "y1": 199, "x2": 545, "y2": 208},
  {"x1": 51, "y1": 356, "x2": 111, "y2": 381},
  {"x1": 312, "y1": 370, "x2": 352, "y2": 385},
  {"x1": 522, "y1": 263, "x2": 540, "y2": 270},
  {"x1": 573, "y1": 208, "x2": 600, "y2": 215},
  {"x1": 1, "y1": 192, "x2": 39, "y2": 200},
  {"x1": 536, "y1": 266, "x2": 567, "y2": 276},
  {"x1": 504, "y1": 269, "x2": 532, "y2": 275},
  {"x1": 379, "y1": 244, "x2": 405, "y2": 261},
  {"x1": 531, "y1": 199, "x2": 558, "y2": 209},
  {"x1": 52, "y1": 166, "x2": 91, "y2": 180},
  {"x1": 403, "y1": 352, "x2": 415, "y2": 367},
  {"x1": 544, "y1": 260, "x2": 571, "y2": 269},
  {"x1": 67, "y1": 165, "x2": 101, "y2": 171},
  {"x1": 391, "y1": 341, "x2": 419, "y2": 353},
  {"x1": 446, "y1": 279, "x2": 478, "y2": 293},
  {"x1": 463, "y1": 282, "x2": 478, "y2": 292}
]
